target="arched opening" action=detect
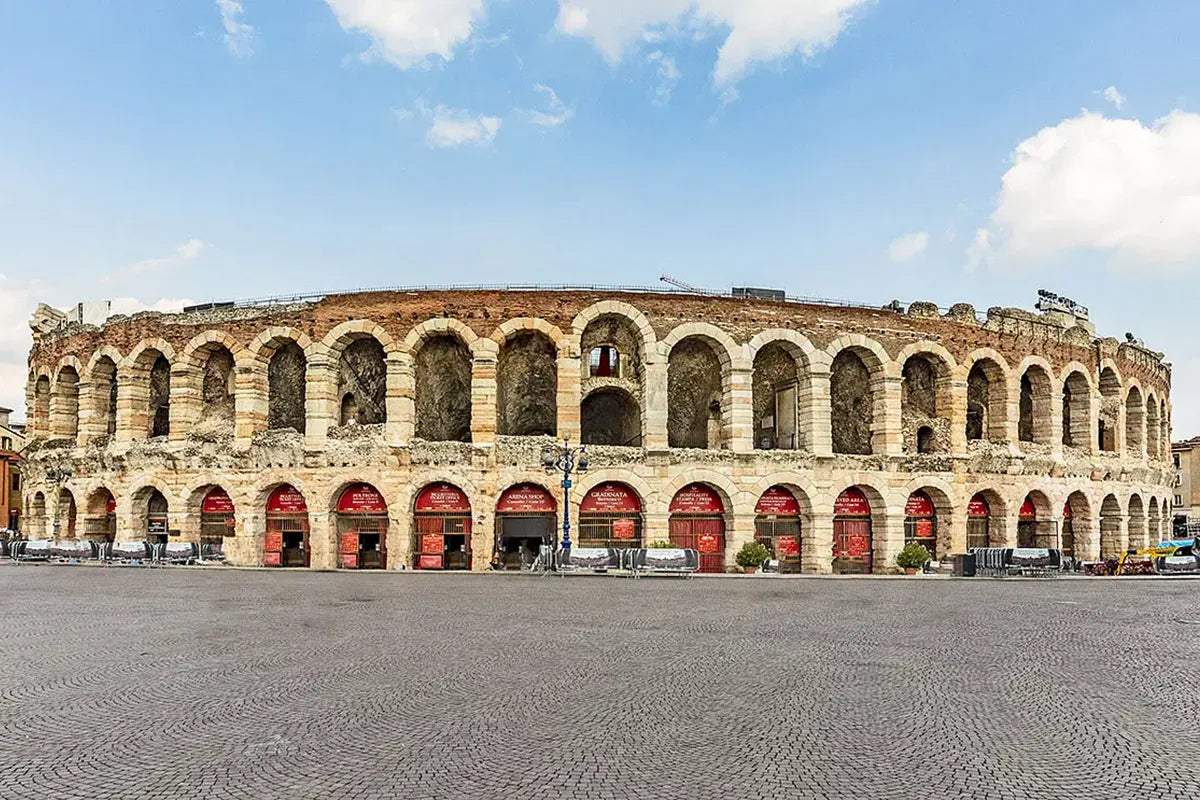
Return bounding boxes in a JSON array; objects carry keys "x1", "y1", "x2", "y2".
[
  {"x1": 57, "y1": 488, "x2": 77, "y2": 539},
  {"x1": 578, "y1": 482, "x2": 643, "y2": 549},
  {"x1": 1099, "y1": 494, "x2": 1123, "y2": 560},
  {"x1": 193, "y1": 346, "x2": 235, "y2": 437},
  {"x1": 904, "y1": 490, "x2": 937, "y2": 558},
  {"x1": 1063, "y1": 492, "x2": 1092, "y2": 561},
  {"x1": 669, "y1": 483, "x2": 727, "y2": 573},
  {"x1": 146, "y1": 489, "x2": 169, "y2": 544},
  {"x1": 668, "y1": 337, "x2": 725, "y2": 449},
  {"x1": 267, "y1": 342, "x2": 307, "y2": 433},
  {"x1": 830, "y1": 350, "x2": 873, "y2": 455},
  {"x1": 414, "y1": 335, "x2": 472, "y2": 442},
  {"x1": 53, "y1": 367, "x2": 80, "y2": 440},
  {"x1": 29, "y1": 491, "x2": 47, "y2": 539},
  {"x1": 264, "y1": 484, "x2": 309, "y2": 567},
  {"x1": 1160, "y1": 399, "x2": 1169, "y2": 458},
  {"x1": 589, "y1": 345, "x2": 621, "y2": 378},
  {"x1": 967, "y1": 493, "x2": 991, "y2": 550},
  {"x1": 1148, "y1": 497, "x2": 1162, "y2": 547},
  {"x1": 1061, "y1": 500, "x2": 1075, "y2": 559},
  {"x1": 335, "y1": 483, "x2": 388, "y2": 569},
  {"x1": 497, "y1": 332, "x2": 557, "y2": 436},
  {"x1": 494, "y1": 483, "x2": 556, "y2": 569},
  {"x1": 754, "y1": 486, "x2": 802, "y2": 573},
  {"x1": 88, "y1": 356, "x2": 119, "y2": 438},
  {"x1": 33, "y1": 376, "x2": 50, "y2": 436},
  {"x1": 966, "y1": 359, "x2": 1007, "y2": 442},
  {"x1": 1125, "y1": 387, "x2": 1145, "y2": 457},
  {"x1": 85, "y1": 489, "x2": 117, "y2": 542},
  {"x1": 1146, "y1": 396, "x2": 1161, "y2": 460},
  {"x1": 413, "y1": 482, "x2": 472, "y2": 570},
  {"x1": 833, "y1": 488, "x2": 873, "y2": 574},
  {"x1": 581, "y1": 388, "x2": 641, "y2": 446},
  {"x1": 1018, "y1": 366, "x2": 1052, "y2": 445},
  {"x1": 1127, "y1": 494, "x2": 1146, "y2": 550},
  {"x1": 1017, "y1": 492, "x2": 1055, "y2": 549},
  {"x1": 199, "y1": 487, "x2": 235, "y2": 558},
  {"x1": 901, "y1": 354, "x2": 949, "y2": 454},
  {"x1": 1098, "y1": 367, "x2": 1121, "y2": 452},
  {"x1": 752, "y1": 343, "x2": 801, "y2": 451},
  {"x1": 148, "y1": 355, "x2": 171, "y2": 438},
  {"x1": 1061, "y1": 371, "x2": 1092, "y2": 450},
  {"x1": 336, "y1": 337, "x2": 386, "y2": 427}
]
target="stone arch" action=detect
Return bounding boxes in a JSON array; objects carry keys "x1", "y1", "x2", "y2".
[
  {"x1": 581, "y1": 386, "x2": 641, "y2": 446},
  {"x1": 56, "y1": 487, "x2": 77, "y2": 538},
  {"x1": 831, "y1": 480, "x2": 891, "y2": 574},
  {"x1": 321, "y1": 319, "x2": 399, "y2": 358},
  {"x1": 1127, "y1": 493, "x2": 1147, "y2": 550},
  {"x1": 179, "y1": 334, "x2": 240, "y2": 439},
  {"x1": 490, "y1": 318, "x2": 566, "y2": 352},
  {"x1": 1099, "y1": 493, "x2": 1124, "y2": 559},
  {"x1": 1064, "y1": 489, "x2": 1094, "y2": 560},
  {"x1": 28, "y1": 490, "x2": 47, "y2": 538},
  {"x1": 667, "y1": 335, "x2": 727, "y2": 449},
  {"x1": 413, "y1": 332, "x2": 473, "y2": 442},
  {"x1": 1125, "y1": 383, "x2": 1145, "y2": 457},
  {"x1": 964, "y1": 349, "x2": 1011, "y2": 444},
  {"x1": 83, "y1": 486, "x2": 117, "y2": 541},
  {"x1": 84, "y1": 348, "x2": 121, "y2": 439},
  {"x1": 1147, "y1": 495, "x2": 1162, "y2": 546},
  {"x1": 902, "y1": 480, "x2": 955, "y2": 558},
  {"x1": 1061, "y1": 368, "x2": 1093, "y2": 452},
  {"x1": 571, "y1": 301, "x2": 656, "y2": 354},
  {"x1": 749, "y1": 331, "x2": 818, "y2": 452},
  {"x1": 332, "y1": 334, "x2": 388, "y2": 427},
  {"x1": 266, "y1": 341, "x2": 308, "y2": 433},
  {"x1": 827, "y1": 337, "x2": 889, "y2": 455},
  {"x1": 247, "y1": 326, "x2": 316, "y2": 363},
  {"x1": 660, "y1": 322, "x2": 742, "y2": 369},
  {"x1": 1098, "y1": 364, "x2": 1122, "y2": 453},
  {"x1": 130, "y1": 484, "x2": 171, "y2": 540},
  {"x1": 402, "y1": 317, "x2": 480, "y2": 353},
  {"x1": 496, "y1": 330, "x2": 558, "y2": 437},
  {"x1": 1016, "y1": 358, "x2": 1055, "y2": 446},
  {"x1": 180, "y1": 330, "x2": 247, "y2": 368},
  {"x1": 1146, "y1": 391, "x2": 1161, "y2": 460},
  {"x1": 31, "y1": 373, "x2": 51, "y2": 437},
  {"x1": 570, "y1": 471, "x2": 657, "y2": 514},
  {"x1": 966, "y1": 487, "x2": 1008, "y2": 549},
  {"x1": 579, "y1": 311, "x2": 647, "y2": 446},
  {"x1": 123, "y1": 339, "x2": 176, "y2": 439},
  {"x1": 897, "y1": 344, "x2": 955, "y2": 454},
  {"x1": 744, "y1": 472, "x2": 819, "y2": 521},
  {"x1": 51, "y1": 359, "x2": 81, "y2": 441}
]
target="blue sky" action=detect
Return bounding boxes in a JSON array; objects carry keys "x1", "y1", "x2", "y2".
[{"x1": 2, "y1": 1, "x2": 1200, "y2": 429}]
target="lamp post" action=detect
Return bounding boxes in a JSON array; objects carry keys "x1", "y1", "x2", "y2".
[{"x1": 542, "y1": 438, "x2": 588, "y2": 551}]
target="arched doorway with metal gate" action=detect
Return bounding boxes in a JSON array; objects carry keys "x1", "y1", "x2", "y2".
[
  {"x1": 669, "y1": 483, "x2": 727, "y2": 573},
  {"x1": 199, "y1": 487, "x2": 235, "y2": 558},
  {"x1": 335, "y1": 483, "x2": 388, "y2": 570},
  {"x1": 578, "y1": 482, "x2": 643, "y2": 549},
  {"x1": 904, "y1": 490, "x2": 937, "y2": 558},
  {"x1": 967, "y1": 493, "x2": 991, "y2": 550},
  {"x1": 1017, "y1": 496, "x2": 1037, "y2": 548},
  {"x1": 265, "y1": 484, "x2": 310, "y2": 567},
  {"x1": 85, "y1": 489, "x2": 117, "y2": 543},
  {"x1": 1018, "y1": 492, "x2": 1055, "y2": 549},
  {"x1": 1062, "y1": 499, "x2": 1075, "y2": 559},
  {"x1": 147, "y1": 489, "x2": 169, "y2": 544},
  {"x1": 832, "y1": 487, "x2": 872, "y2": 574},
  {"x1": 413, "y1": 482, "x2": 472, "y2": 570},
  {"x1": 494, "y1": 483, "x2": 555, "y2": 570},
  {"x1": 754, "y1": 486, "x2": 802, "y2": 573}
]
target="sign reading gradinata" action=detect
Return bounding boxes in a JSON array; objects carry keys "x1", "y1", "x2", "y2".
[{"x1": 580, "y1": 482, "x2": 642, "y2": 514}]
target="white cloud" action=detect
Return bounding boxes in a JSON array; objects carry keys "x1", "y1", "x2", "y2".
[
  {"x1": 888, "y1": 231, "x2": 929, "y2": 262},
  {"x1": 1102, "y1": 85, "x2": 1125, "y2": 109},
  {"x1": 324, "y1": 0, "x2": 486, "y2": 68},
  {"x1": 524, "y1": 84, "x2": 574, "y2": 128},
  {"x1": 0, "y1": 275, "x2": 39, "y2": 420},
  {"x1": 979, "y1": 109, "x2": 1200, "y2": 269},
  {"x1": 399, "y1": 101, "x2": 501, "y2": 148},
  {"x1": 216, "y1": 0, "x2": 255, "y2": 57},
  {"x1": 554, "y1": 0, "x2": 870, "y2": 89},
  {"x1": 103, "y1": 238, "x2": 206, "y2": 283},
  {"x1": 646, "y1": 50, "x2": 681, "y2": 105},
  {"x1": 965, "y1": 228, "x2": 991, "y2": 271}
]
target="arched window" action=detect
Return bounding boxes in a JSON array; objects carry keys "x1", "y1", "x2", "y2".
[
  {"x1": 414, "y1": 335, "x2": 472, "y2": 442},
  {"x1": 752, "y1": 343, "x2": 802, "y2": 451},
  {"x1": 830, "y1": 350, "x2": 873, "y2": 455},
  {"x1": 588, "y1": 345, "x2": 621, "y2": 378},
  {"x1": 268, "y1": 342, "x2": 307, "y2": 433},
  {"x1": 668, "y1": 338, "x2": 724, "y2": 449},
  {"x1": 581, "y1": 388, "x2": 641, "y2": 446},
  {"x1": 497, "y1": 332, "x2": 557, "y2": 436}
]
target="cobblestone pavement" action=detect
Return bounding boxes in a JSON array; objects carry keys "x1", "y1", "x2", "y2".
[{"x1": 2, "y1": 569, "x2": 1199, "y2": 799}]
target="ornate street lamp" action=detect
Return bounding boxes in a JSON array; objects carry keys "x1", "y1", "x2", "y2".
[{"x1": 542, "y1": 438, "x2": 588, "y2": 551}]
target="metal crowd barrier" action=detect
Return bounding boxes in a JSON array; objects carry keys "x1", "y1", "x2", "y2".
[{"x1": 626, "y1": 548, "x2": 700, "y2": 579}]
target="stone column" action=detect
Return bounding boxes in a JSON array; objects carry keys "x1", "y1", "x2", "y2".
[
  {"x1": 724, "y1": 508, "x2": 755, "y2": 570},
  {"x1": 1042, "y1": 378, "x2": 1064, "y2": 458},
  {"x1": 168, "y1": 364, "x2": 197, "y2": 444},
  {"x1": 76, "y1": 381, "x2": 102, "y2": 446},
  {"x1": 1099, "y1": 513, "x2": 1127, "y2": 560},
  {"x1": 805, "y1": 510, "x2": 833, "y2": 574},
  {"x1": 470, "y1": 341, "x2": 499, "y2": 445},
  {"x1": 304, "y1": 351, "x2": 336, "y2": 450},
  {"x1": 942, "y1": 506, "x2": 966, "y2": 556},
  {"x1": 235, "y1": 362, "x2": 267, "y2": 447},
  {"x1": 725, "y1": 365, "x2": 754, "y2": 453},
  {"x1": 556, "y1": 349, "x2": 582, "y2": 443},
  {"x1": 643, "y1": 354, "x2": 669, "y2": 450},
  {"x1": 385, "y1": 354, "x2": 407, "y2": 446},
  {"x1": 470, "y1": 509, "x2": 495, "y2": 572},
  {"x1": 642, "y1": 510, "x2": 669, "y2": 546},
  {"x1": 873, "y1": 507, "x2": 905, "y2": 574},
  {"x1": 946, "y1": 378, "x2": 968, "y2": 455},
  {"x1": 114, "y1": 370, "x2": 146, "y2": 446},
  {"x1": 804, "y1": 367, "x2": 832, "y2": 457},
  {"x1": 991, "y1": 511, "x2": 1016, "y2": 548},
  {"x1": 874, "y1": 375, "x2": 903, "y2": 456},
  {"x1": 309, "y1": 511, "x2": 335, "y2": 570}
]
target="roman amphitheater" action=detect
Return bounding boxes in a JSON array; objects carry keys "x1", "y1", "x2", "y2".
[{"x1": 18, "y1": 287, "x2": 1174, "y2": 574}]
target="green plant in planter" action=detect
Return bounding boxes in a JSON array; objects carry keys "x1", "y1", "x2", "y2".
[
  {"x1": 646, "y1": 540, "x2": 675, "y2": 549},
  {"x1": 735, "y1": 541, "x2": 771, "y2": 569},
  {"x1": 896, "y1": 542, "x2": 932, "y2": 571}
]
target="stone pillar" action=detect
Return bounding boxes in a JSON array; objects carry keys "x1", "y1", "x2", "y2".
[
  {"x1": 724, "y1": 508, "x2": 755, "y2": 570},
  {"x1": 942, "y1": 506, "x2": 966, "y2": 556},
  {"x1": 388, "y1": 506, "x2": 413, "y2": 571},
  {"x1": 873, "y1": 507, "x2": 904, "y2": 574},
  {"x1": 235, "y1": 361, "x2": 267, "y2": 447},
  {"x1": 1074, "y1": 514, "x2": 1100, "y2": 562},
  {"x1": 1043, "y1": 378, "x2": 1064, "y2": 458},
  {"x1": 170, "y1": 506, "x2": 195, "y2": 543},
  {"x1": 1099, "y1": 513, "x2": 1127, "y2": 560},
  {"x1": 168, "y1": 364, "x2": 198, "y2": 444},
  {"x1": 725, "y1": 365, "x2": 754, "y2": 453},
  {"x1": 470, "y1": 341, "x2": 499, "y2": 445},
  {"x1": 642, "y1": 510, "x2": 669, "y2": 546},
  {"x1": 304, "y1": 351, "x2": 336, "y2": 450},
  {"x1": 48, "y1": 387, "x2": 78, "y2": 442},
  {"x1": 643, "y1": 355, "x2": 669, "y2": 450},
  {"x1": 557, "y1": 349, "x2": 582, "y2": 443},
  {"x1": 114, "y1": 370, "x2": 146, "y2": 445},
  {"x1": 309, "y1": 511, "x2": 335, "y2": 570},
  {"x1": 1086, "y1": 395, "x2": 1100, "y2": 455},
  {"x1": 470, "y1": 508, "x2": 495, "y2": 572},
  {"x1": 805, "y1": 367, "x2": 832, "y2": 457},
  {"x1": 385, "y1": 354, "x2": 407, "y2": 446},
  {"x1": 991, "y1": 511, "x2": 1016, "y2": 549},
  {"x1": 1114, "y1": 402, "x2": 1127, "y2": 455},
  {"x1": 874, "y1": 375, "x2": 903, "y2": 456},
  {"x1": 946, "y1": 378, "x2": 968, "y2": 455},
  {"x1": 76, "y1": 381, "x2": 102, "y2": 446},
  {"x1": 805, "y1": 510, "x2": 833, "y2": 574}
]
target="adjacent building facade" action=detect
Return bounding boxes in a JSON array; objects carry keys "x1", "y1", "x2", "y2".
[
  {"x1": 0, "y1": 407, "x2": 25, "y2": 532},
  {"x1": 1171, "y1": 437, "x2": 1200, "y2": 537},
  {"x1": 19, "y1": 287, "x2": 1174, "y2": 572}
]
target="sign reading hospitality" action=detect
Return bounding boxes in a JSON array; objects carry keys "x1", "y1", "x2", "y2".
[
  {"x1": 496, "y1": 484, "x2": 555, "y2": 514},
  {"x1": 337, "y1": 484, "x2": 388, "y2": 514},
  {"x1": 669, "y1": 484, "x2": 724, "y2": 515},
  {"x1": 580, "y1": 483, "x2": 641, "y2": 514},
  {"x1": 968, "y1": 494, "x2": 990, "y2": 517},
  {"x1": 755, "y1": 486, "x2": 801, "y2": 516},
  {"x1": 201, "y1": 488, "x2": 235, "y2": 515},
  {"x1": 775, "y1": 536, "x2": 800, "y2": 558},
  {"x1": 904, "y1": 492, "x2": 934, "y2": 517},
  {"x1": 415, "y1": 483, "x2": 470, "y2": 514},
  {"x1": 267, "y1": 485, "x2": 308, "y2": 514},
  {"x1": 833, "y1": 488, "x2": 871, "y2": 516},
  {"x1": 611, "y1": 518, "x2": 637, "y2": 539}
]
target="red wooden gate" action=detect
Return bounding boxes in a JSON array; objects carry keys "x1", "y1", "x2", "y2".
[
  {"x1": 832, "y1": 488, "x2": 872, "y2": 574},
  {"x1": 669, "y1": 484, "x2": 726, "y2": 573}
]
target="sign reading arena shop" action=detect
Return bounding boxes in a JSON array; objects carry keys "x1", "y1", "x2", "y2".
[
  {"x1": 496, "y1": 484, "x2": 555, "y2": 514},
  {"x1": 267, "y1": 485, "x2": 308, "y2": 514},
  {"x1": 755, "y1": 486, "x2": 801, "y2": 516},
  {"x1": 580, "y1": 482, "x2": 642, "y2": 514},
  {"x1": 415, "y1": 483, "x2": 470, "y2": 514},
  {"x1": 201, "y1": 488, "x2": 235, "y2": 515},
  {"x1": 338, "y1": 483, "x2": 388, "y2": 514},
  {"x1": 669, "y1": 483, "x2": 725, "y2": 515}
]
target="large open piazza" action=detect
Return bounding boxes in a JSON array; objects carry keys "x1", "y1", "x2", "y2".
[{"x1": 1, "y1": 569, "x2": 1197, "y2": 800}]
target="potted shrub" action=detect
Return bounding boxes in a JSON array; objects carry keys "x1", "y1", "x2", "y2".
[
  {"x1": 735, "y1": 541, "x2": 771, "y2": 574},
  {"x1": 896, "y1": 542, "x2": 932, "y2": 575},
  {"x1": 646, "y1": 540, "x2": 675, "y2": 549}
]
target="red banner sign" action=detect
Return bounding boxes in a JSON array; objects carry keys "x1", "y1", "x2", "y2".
[
  {"x1": 264, "y1": 532, "x2": 283, "y2": 553},
  {"x1": 775, "y1": 536, "x2": 800, "y2": 558},
  {"x1": 421, "y1": 533, "x2": 444, "y2": 554},
  {"x1": 418, "y1": 554, "x2": 443, "y2": 570},
  {"x1": 339, "y1": 532, "x2": 359, "y2": 554},
  {"x1": 105, "y1": 496, "x2": 117, "y2": 515},
  {"x1": 1063, "y1": 501, "x2": 1072, "y2": 519},
  {"x1": 834, "y1": 488, "x2": 871, "y2": 516},
  {"x1": 914, "y1": 518, "x2": 934, "y2": 539},
  {"x1": 846, "y1": 532, "x2": 870, "y2": 557},
  {"x1": 496, "y1": 483, "x2": 555, "y2": 514},
  {"x1": 337, "y1": 484, "x2": 388, "y2": 514},
  {"x1": 263, "y1": 551, "x2": 281, "y2": 567},
  {"x1": 580, "y1": 482, "x2": 642, "y2": 514},
  {"x1": 267, "y1": 485, "x2": 308, "y2": 514},
  {"x1": 414, "y1": 483, "x2": 470, "y2": 513},
  {"x1": 968, "y1": 494, "x2": 990, "y2": 517},
  {"x1": 201, "y1": 488, "x2": 235, "y2": 515},
  {"x1": 697, "y1": 533, "x2": 722, "y2": 553},
  {"x1": 1020, "y1": 497, "x2": 1037, "y2": 520},
  {"x1": 670, "y1": 484, "x2": 724, "y2": 515},
  {"x1": 340, "y1": 552, "x2": 358, "y2": 569},
  {"x1": 755, "y1": 486, "x2": 801, "y2": 516},
  {"x1": 904, "y1": 491, "x2": 934, "y2": 518},
  {"x1": 612, "y1": 518, "x2": 637, "y2": 539}
]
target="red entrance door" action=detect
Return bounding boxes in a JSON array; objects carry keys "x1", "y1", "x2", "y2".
[
  {"x1": 832, "y1": 487, "x2": 872, "y2": 574},
  {"x1": 669, "y1": 483, "x2": 726, "y2": 573}
]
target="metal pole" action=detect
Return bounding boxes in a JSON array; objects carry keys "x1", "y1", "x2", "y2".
[{"x1": 561, "y1": 450, "x2": 572, "y2": 551}]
